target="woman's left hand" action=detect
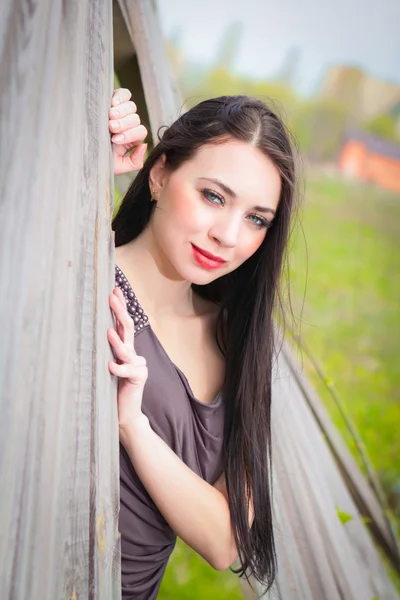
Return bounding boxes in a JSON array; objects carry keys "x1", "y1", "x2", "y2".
[
  {"x1": 109, "y1": 88, "x2": 148, "y2": 175},
  {"x1": 107, "y1": 287, "x2": 149, "y2": 440}
]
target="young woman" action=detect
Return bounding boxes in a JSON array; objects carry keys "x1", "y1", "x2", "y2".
[{"x1": 107, "y1": 88, "x2": 297, "y2": 599}]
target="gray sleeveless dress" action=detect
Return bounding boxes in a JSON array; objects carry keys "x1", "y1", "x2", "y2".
[{"x1": 115, "y1": 265, "x2": 225, "y2": 600}]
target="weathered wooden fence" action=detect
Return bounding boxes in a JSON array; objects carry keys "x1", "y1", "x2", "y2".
[
  {"x1": 0, "y1": 0, "x2": 118, "y2": 597},
  {"x1": 0, "y1": 0, "x2": 182, "y2": 598},
  {"x1": 1, "y1": 1, "x2": 399, "y2": 599}
]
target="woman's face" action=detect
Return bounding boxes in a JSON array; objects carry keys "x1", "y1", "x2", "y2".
[{"x1": 149, "y1": 138, "x2": 282, "y2": 285}]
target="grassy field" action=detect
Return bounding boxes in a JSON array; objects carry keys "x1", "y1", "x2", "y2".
[
  {"x1": 157, "y1": 169, "x2": 400, "y2": 598},
  {"x1": 288, "y1": 168, "x2": 400, "y2": 511},
  {"x1": 159, "y1": 541, "x2": 244, "y2": 599}
]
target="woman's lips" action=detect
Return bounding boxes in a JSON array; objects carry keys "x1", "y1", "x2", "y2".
[{"x1": 191, "y1": 244, "x2": 227, "y2": 270}]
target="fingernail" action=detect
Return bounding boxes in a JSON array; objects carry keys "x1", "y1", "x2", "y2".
[
  {"x1": 112, "y1": 134, "x2": 124, "y2": 143},
  {"x1": 110, "y1": 121, "x2": 120, "y2": 131},
  {"x1": 114, "y1": 97, "x2": 120, "y2": 105}
]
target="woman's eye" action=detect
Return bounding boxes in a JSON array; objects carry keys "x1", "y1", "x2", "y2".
[
  {"x1": 248, "y1": 214, "x2": 270, "y2": 229},
  {"x1": 201, "y1": 189, "x2": 224, "y2": 205},
  {"x1": 200, "y1": 190, "x2": 272, "y2": 229}
]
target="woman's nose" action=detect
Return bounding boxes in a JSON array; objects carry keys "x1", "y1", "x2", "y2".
[{"x1": 208, "y1": 212, "x2": 242, "y2": 248}]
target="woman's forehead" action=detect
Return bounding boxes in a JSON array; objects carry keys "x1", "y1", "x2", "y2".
[
  {"x1": 176, "y1": 139, "x2": 281, "y2": 207},
  {"x1": 185, "y1": 139, "x2": 273, "y2": 174}
]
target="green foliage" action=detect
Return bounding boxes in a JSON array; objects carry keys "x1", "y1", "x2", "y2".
[
  {"x1": 159, "y1": 539, "x2": 243, "y2": 599},
  {"x1": 336, "y1": 507, "x2": 354, "y2": 525},
  {"x1": 182, "y1": 66, "x2": 298, "y2": 123},
  {"x1": 114, "y1": 72, "x2": 121, "y2": 89},
  {"x1": 113, "y1": 185, "x2": 122, "y2": 220},
  {"x1": 364, "y1": 113, "x2": 400, "y2": 144},
  {"x1": 291, "y1": 99, "x2": 349, "y2": 159},
  {"x1": 181, "y1": 65, "x2": 355, "y2": 160},
  {"x1": 289, "y1": 171, "x2": 400, "y2": 522}
]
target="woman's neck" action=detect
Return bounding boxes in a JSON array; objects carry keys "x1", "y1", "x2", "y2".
[{"x1": 115, "y1": 228, "x2": 198, "y2": 321}]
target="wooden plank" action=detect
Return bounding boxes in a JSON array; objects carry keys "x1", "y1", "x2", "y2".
[
  {"x1": 113, "y1": 2, "x2": 150, "y2": 196},
  {"x1": 113, "y1": 0, "x2": 151, "y2": 143},
  {"x1": 252, "y1": 340, "x2": 400, "y2": 599},
  {"x1": 0, "y1": 1, "x2": 120, "y2": 598},
  {"x1": 281, "y1": 338, "x2": 400, "y2": 568},
  {"x1": 116, "y1": 0, "x2": 183, "y2": 139}
]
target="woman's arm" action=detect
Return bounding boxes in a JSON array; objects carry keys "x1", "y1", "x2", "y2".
[
  {"x1": 108, "y1": 288, "x2": 253, "y2": 570},
  {"x1": 122, "y1": 414, "x2": 238, "y2": 571}
]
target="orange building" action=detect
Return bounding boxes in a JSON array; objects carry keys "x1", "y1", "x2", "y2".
[{"x1": 337, "y1": 130, "x2": 400, "y2": 193}]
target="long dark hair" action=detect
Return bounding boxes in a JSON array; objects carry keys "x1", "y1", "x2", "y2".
[{"x1": 113, "y1": 95, "x2": 299, "y2": 590}]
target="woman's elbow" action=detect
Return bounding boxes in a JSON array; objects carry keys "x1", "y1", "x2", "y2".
[{"x1": 210, "y1": 548, "x2": 238, "y2": 571}]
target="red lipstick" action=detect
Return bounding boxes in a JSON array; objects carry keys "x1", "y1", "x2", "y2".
[{"x1": 191, "y1": 244, "x2": 227, "y2": 270}]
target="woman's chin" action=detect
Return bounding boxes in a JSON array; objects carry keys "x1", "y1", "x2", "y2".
[{"x1": 184, "y1": 264, "x2": 227, "y2": 286}]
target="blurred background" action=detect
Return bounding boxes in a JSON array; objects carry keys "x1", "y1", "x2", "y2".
[{"x1": 147, "y1": 1, "x2": 400, "y2": 597}]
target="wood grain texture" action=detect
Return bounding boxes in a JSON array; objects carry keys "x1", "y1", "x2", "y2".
[
  {"x1": 0, "y1": 1, "x2": 120, "y2": 598},
  {"x1": 241, "y1": 349, "x2": 400, "y2": 599},
  {"x1": 281, "y1": 339, "x2": 400, "y2": 571},
  {"x1": 252, "y1": 339, "x2": 400, "y2": 599},
  {"x1": 116, "y1": 0, "x2": 183, "y2": 140},
  {"x1": 113, "y1": 0, "x2": 149, "y2": 134}
]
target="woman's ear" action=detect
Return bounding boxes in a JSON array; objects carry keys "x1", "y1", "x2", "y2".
[{"x1": 149, "y1": 153, "x2": 167, "y2": 195}]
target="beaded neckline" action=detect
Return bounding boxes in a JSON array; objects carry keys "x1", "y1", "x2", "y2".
[
  {"x1": 115, "y1": 265, "x2": 150, "y2": 333},
  {"x1": 115, "y1": 265, "x2": 222, "y2": 407}
]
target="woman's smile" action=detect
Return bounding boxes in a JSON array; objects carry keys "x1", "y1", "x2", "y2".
[{"x1": 190, "y1": 243, "x2": 227, "y2": 270}]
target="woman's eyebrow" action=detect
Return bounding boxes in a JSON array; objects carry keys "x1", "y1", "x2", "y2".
[
  {"x1": 198, "y1": 177, "x2": 276, "y2": 215},
  {"x1": 198, "y1": 177, "x2": 237, "y2": 197},
  {"x1": 254, "y1": 206, "x2": 276, "y2": 215}
]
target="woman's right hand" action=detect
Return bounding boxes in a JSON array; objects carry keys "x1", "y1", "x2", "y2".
[
  {"x1": 109, "y1": 88, "x2": 148, "y2": 176},
  {"x1": 107, "y1": 287, "x2": 149, "y2": 440}
]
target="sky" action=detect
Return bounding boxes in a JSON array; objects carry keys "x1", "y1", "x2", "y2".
[{"x1": 156, "y1": 0, "x2": 400, "y2": 96}]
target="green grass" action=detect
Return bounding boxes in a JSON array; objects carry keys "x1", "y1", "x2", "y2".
[
  {"x1": 159, "y1": 539, "x2": 244, "y2": 599},
  {"x1": 288, "y1": 169, "x2": 400, "y2": 513},
  {"x1": 159, "y1": 170, "x2": 400, "y2": 598}
]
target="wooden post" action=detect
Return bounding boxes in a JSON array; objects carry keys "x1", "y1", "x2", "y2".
[
  {"x1": 0, "y1": 1, "x2": 120, "y2": 598},
  {"x1": 115, "y1": 0, "x2": 183, "y2": 139}
]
